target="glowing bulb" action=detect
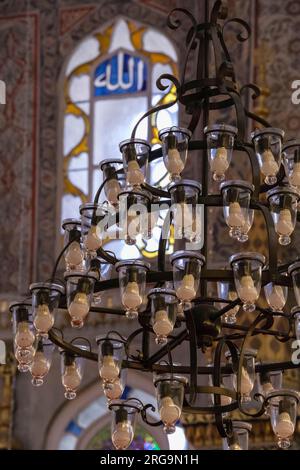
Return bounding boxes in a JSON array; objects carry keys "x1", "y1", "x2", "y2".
[
  {"x1": 262, "y1": 381, "x2": 273, "y2": 395},
  {"x1": 126, "y1": 160, "x2": 144, "y2": 187},
  {"x1": 122, "y1": 282, "x2": 142, "y2": 310},
  {"x1": 15, "y1": 346, "x2": 35, "y2": 368},
  {"x1": 15, "y1": 322, "x2": 35, "y2": 349},
  {"x1": 160, "y1": 396, "x2": 181, "y2": 425},
  {"x1": 105, "y1": 179, "x2": 121, "y2": 205},
  {"x1": 290, "y1": 162, "x2": 300, "y2": 187},
  {"x1": 240, "y1": 366, "x2": 253, "y2": 395},
  {"x1": 30, "y1": 351, "x2": 50, "y2": 378},
  {"x1": 261, "y1": 149, "x2": 279, "y2": 177},
  {"x1": 68, "y1": 292, "x2": 90, "y2": 325},
  {"x1": 153, "y1": 310, "x2": 173, "y2": 337},
  {"x1": 276, "y1": 209, "x2": 294, "y2": 236},
  {"x1": 84, "y1": 225, "x2": 102, "y2": 251},
  {"x1": 112, "y1": 421, "x2": 133, "y2": 450},
  {"x1": 227, "y1": 202, "x2": 245, "y2": 227},
  {"x1": 62, "y1": 363, "x2": 82, "y2": 391},
  {"x1": 100, "y1": 355, "x2": 119, "y2": 382},
  {"x1": 267, "y1": 285, "x2": 286, "y2": 311},
  {"x1": 166, "y1": 148, "x2": 184, "y2": 175},
  {"x1": 274, "y1": 412, "x2": 294, "y2": 438},
  {"x1": 104, "y1": 379, "x2": 123, "y2": 400},
  {"x1": 65, "y1": 241, "x2": 84, "y2": 267},
  {"x1": 34, "y1": 304, "x2": 54, "y2": 334},
  {"x1": 239, "y1": 275, "x2": 258, "y2": 303},
  {"x1": 210, "y1": 147, "x2": 229, "y2": 174},
  {"x1": 176, "y1": 274, "x2": 196, "y2": 301},
  {"x1": 221, "y1": 392, "x2": 232, "y2": 406},
  {"x1": 229, "y1": 442, "x2": 242, "y2": 450}
]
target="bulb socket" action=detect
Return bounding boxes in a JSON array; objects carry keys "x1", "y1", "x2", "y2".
[
  {"x1": 77, "y1": 278, "x2": 92, "y2": 295},
  {"x1": 64, "y1": 352, "x2": 76, "y2": 366},
  {"x1": 101, "y1": 339, "x2": 114, "y2": 357},
  {"x1": 15, "y1": 307, "x2": 30, "y2": 323},
  {"x1": 279, "y1": 398, "x2": 291, "y2": 415},
  {"x1": 128, "y1": 268, "x2": 138, "y2": 283},
  {"x1": 166, "y1": 134, "x2": 178, "y2": 150},
  {"x1": 115, "y1": 408, "x2": 128, "y2": 424},
  {"x1": 36, "y1": 290, "x2": 50, "y2": 307},
  {"x1": 68, "y1": 228, "x2": 81, "y2": 243},
  {"x1": 124, "y1": 145, "x2": 137, "y2": 163}
]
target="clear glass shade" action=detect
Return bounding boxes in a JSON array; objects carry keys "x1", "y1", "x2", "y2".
[
  {"x1": 226, "y1": 349, "x2": 257, "y2": 403},
  {"x1": 61, "y1": 346, "x2": 86, "y2": 400},
  {"x1": 30, "y1": 282, "x2": 64, "y2": 337},
  {"x1": 252, "y1": 128, "x2": 284, "y2": 185},
  {"x1": 282, "y1": 141, "x2": 300, "y2": 192},
  {"x1": 148, "y1": 288, "x2": 178, "y2": 344},
  {"x1": 268, "y1": 390, "x2": 299, "y2": 449},
  {"x1": 159, "y1": 126, "x2": 191, "y2": 182},
  {"x1": 230, "y1": 253, "x2": 265, "y2": 312},
  {"x1": 62, "y1": 218, "x2": 84, "y2": 272},
  {"x1": 204, "y1": 124, "x2": 237, "y2": 182},
  {"x1": 169, "y1": 180, "x2": 202, "y2": 243},
  {"x1": 154, "y1": 374, "x2": 186, "y2": 434},
  {"x1": 10, "y1": 302, "x2": 35, "y2": 373},
  {"x1": 64, "y1": 272, "x2": 97, "y2": 328},
  {"x1": 222, "y1": 421, "x2": 252, "y2": 450},
  {"x1": 97, "y1": 335, "x2": 125, "y2": 399},
  {"x1": 170, "y1": 251, "x2": 205, "y2": 310},
  {"x1": 119, "y1": 138, "x2": 149, "y2": 190},
  {"x1": 100, "y1": 159, "x2": 126, "y2": 207},
  {"x1": 267, "y1": 188, "x2": 298, "y2": 246},
  {"x1": 118, "y1": 190, "x2": 151, "y2": 244},
  {"x1": 221, "y1": 181, "x2": 254, "y2": 242},
  {"x1": 264, "y1": 282, "x2": 287, "y2": 312},
  {"x1": 30, "y1": 338, "x2": 53, "y2": 386},
  {"x1": 80, "y1": 203, "x2": 108, "y2": 255},
  {"x1": 116, "y1": 260, "x2": 150, "y2": 319},
  {"x1": 110, "y1": 400, "x2": 141, "y2": 450}
]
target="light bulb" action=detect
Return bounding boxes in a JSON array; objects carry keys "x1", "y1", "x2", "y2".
[
  {"x1": 210, "y1": 147, "x2": 229, "y2": 174},
  {"x1": 15, "y1": 322, "x2": 35, "y2": 349},
  {"x1": 100, "y1": 355, "x2": 119, "y2": 382},
  {"x1": 34, "y1": 304, "x2": 54, "y2": 334},
  {"x1": 105, "y1": 179, "x2": 121, "y2": 205},
  {"x1": 69, "y1": 292, "x2": 90, "y2": 321},
  {"x1": 261, "y1": 149, "x2": 279, "y2": 177},
  {"x1": 276, "y1": 209, "x2": 294, "y2": 236},
  {"x1": 221, "y1": 391, "x2": 232, "y2": 406},
  {"x1": 15, "y1": 346, "x2": 35, "y2": 367},
  {"x1": 62, "y1": 363, "x2": 82, "y2": 391},
  {"x1": 274, "y1": 412, "x2": 294, "y2": 438},
  {"x1": 240, "y1": 366, "x2": 253, "y2": 395},
  {"x1": 126, "y1": 160, "x2": 144, "y2": 186},
  {"x1": 290, "y1": 162, "x2": 300, "y2": 187},
  {"x1": 239, "y1": 275, "x2": 258, "y2": 303},
  {"x1": 153, "y1": 310, "x2": 173, "y2": 337},
  {"x1": 30, "y1": 351, "x2": 50, "y2": 378},
  {"x1": 65, "y1": 241, "x2": 84, "y2": 267},
  {"x1": 166, "y1": 148, "x2": 184, "y2": 175},
  {"x1": 112, "y1": 421, "x2": 133, "y2": 450},
  {"x1": 229, "y1": 442, "x2": 242, "y2": 450},
  {"x1": 160, "y1": 396, "x2": 181, "y2": 425},
  {"x1": 227, "y1": 202, "x2": 245, "y2": 227},
  {"x1": 262, "y1": 381, "x2": 273, "y2": 395},
  {"x1": 267, "y1": 285, "x2": 286, "y2": 311},
  {"x1": 104, "y1": 379, "x2": 123, "y2": 400},
  {"x1": 122, "y1": 282, "x2": 142, "y2": 310},
  {"x1": 84, "y1": 225, "x2": 102, "y2": 251},
  {"x1": 176, "y1": 274, "x2": 196, "y2": 301}
]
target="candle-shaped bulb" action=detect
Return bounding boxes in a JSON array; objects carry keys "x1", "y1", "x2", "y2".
[
  {"x1": 112, "y1": 409, "x2": 133, "y2": 450},
  {"x1": 176, "y1": 274, "x2": 196, "y2": 301},
  {"x1": 227, "y1": 201, "x2": 245, "y2": 228},
  {"x1": 34, "y1": 304, "x2": 54, "y2": 334},
  {"x1": 100, "y1": 355, "x2": 119, "y2": 382},
  {"x1": 62, "y1": 362, "x2": 82, "y2": 394},
  {"x1": 239, "y1": 275, "x2": 258, "y2": 303},
  {"x1": 65, "y1": 241, "x2": 84, "y2": 267},
  {"x1": 85, "y1": 225, "x2": 102, "y2": 251},
  {"x1": 15, "y1": 322, "x2": 35, "y2": 349},
  {"x1": 261, "y1": 149, "x2": 279, "y2": 177},
  {"x1": 153, "y1": 310, "x2": 173, "y2": 337},
  {"x1": 276, "y1": 209, "x2": 293, "y2": 236},
  {"x1": 211, "y1": 147, "x2": 229, "y2": 174},
  {"x1": 267, "y1": 285, "x2": 286, "y2": 311},
  {"x1": 126, "y1": 160, "x2": 144, "y2": 187},
  {"x1": 105, "y1": 178, "x2": 121, "y2": 205},
  {"x1": 160, "y1": 396, "x2": 181, "y2": 426},
  {"x1": 122, "y1": 282, "x2": 142, "y2": 310},
  {"x1": 274, "y1": 400, "x2": 294, "y2": 438}
]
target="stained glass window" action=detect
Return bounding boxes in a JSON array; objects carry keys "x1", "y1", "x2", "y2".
[{"x1": 60, "y1": 18, "x2": 178, "y2": 258}]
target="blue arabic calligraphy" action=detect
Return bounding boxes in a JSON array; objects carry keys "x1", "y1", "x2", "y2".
[{"x1": 94, "y1": 52, "x2": 147, "y2": 96}]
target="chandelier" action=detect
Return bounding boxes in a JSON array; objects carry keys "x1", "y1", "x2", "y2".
[{"x1": 9, "y1": 0, "x2": 300, "y2": 451}]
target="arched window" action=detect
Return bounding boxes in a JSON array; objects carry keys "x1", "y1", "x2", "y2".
[{"x1": 60, "y1": 18, "x2": 178, "y2": 258}]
